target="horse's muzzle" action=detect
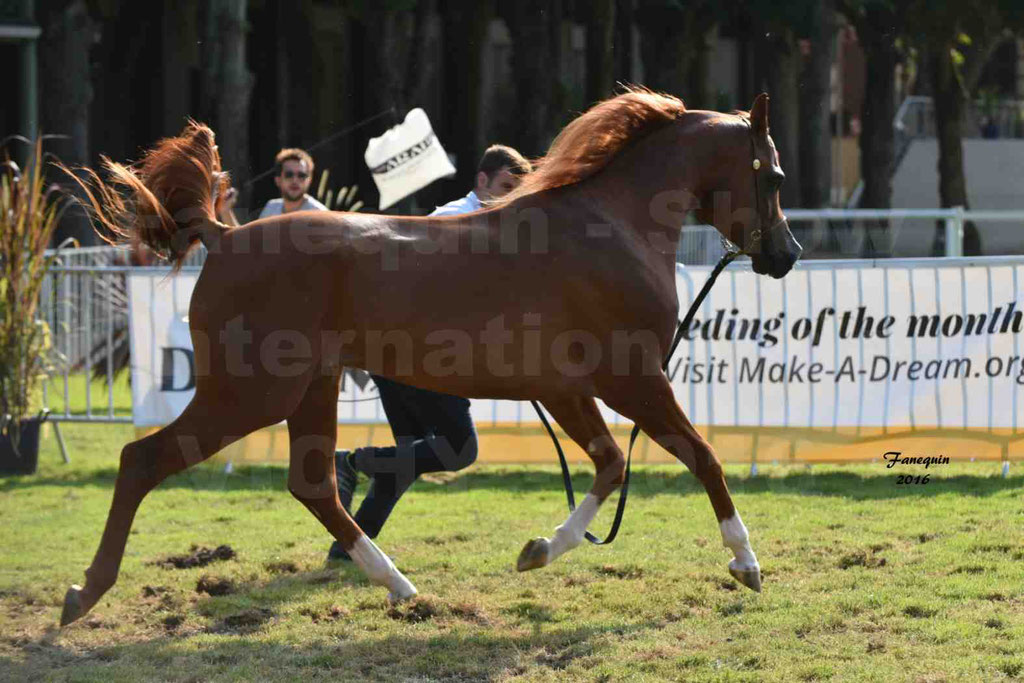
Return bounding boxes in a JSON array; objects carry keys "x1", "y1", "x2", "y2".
[{"x1": 751, "y1": 217, "x2": 802, "y2": 279}]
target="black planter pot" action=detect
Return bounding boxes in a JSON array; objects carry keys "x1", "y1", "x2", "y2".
[{"x1": 0, "y1": 412, "x2": 49, "y2": 476}]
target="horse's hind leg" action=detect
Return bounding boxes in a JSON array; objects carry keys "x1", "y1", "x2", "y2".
[
  {"x1": 517, "y1": 396, "x2": 624, "y2": 572},
  {"x1": 602, "y1": 376, "x2": 761, "y2": 592},
  {"x1": 60, "y1": 399, "x2": 268, "y2": 626},
  {"x1": 285, "y1": 372, "x2": 416, "y2": 602}
]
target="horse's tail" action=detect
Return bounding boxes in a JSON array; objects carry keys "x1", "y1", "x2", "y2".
[{"x1": 66, "y1": 121, "x2": 228, "y2": 271}]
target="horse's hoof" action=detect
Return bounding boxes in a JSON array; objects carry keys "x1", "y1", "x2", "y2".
[
  {"x1": 728, "y1": 564, "x2": 762, "y2": 593},
  {"x1": 60, "y1": 585, "x2": 86, "y2": 627},
  {"x1": 387, "y1": 588, "x2": 416, "y2": 605},
  {"x1": 517, "y1": 537, "x2": 551, "y2": 572},
  {"x1": 386, "y1": 573, "x2": 418, "y2": 604}
]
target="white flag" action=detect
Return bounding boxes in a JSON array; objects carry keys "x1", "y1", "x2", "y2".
[{"x1": 364, "y1": 108, "x2": 456, "y2": 210}]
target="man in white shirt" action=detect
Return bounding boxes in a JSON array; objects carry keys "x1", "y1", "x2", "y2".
[
  {"x1": 430, "y1": 144, "x2": 530, "y2": 215},
  {"x1": 258, "y1": 148, "x2": 329, "y2": 218},
  {"x1": 327, "y1": 144, "x2": 532, "y2": 561}
]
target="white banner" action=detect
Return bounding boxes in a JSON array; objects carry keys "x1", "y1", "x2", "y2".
[
  {"x1": 128, "y1": 259, "x2": 1024, "y2": 431},
  {"x1": 365, "y1": 108, "x2": 456, "y2": 210},
  {"x1": 671, "y1": 261, "x2": 1024, "y2": 431}
]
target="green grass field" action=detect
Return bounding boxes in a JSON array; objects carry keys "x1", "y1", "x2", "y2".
[{"x1": 1, "y1": 422, "x2": 1023, "y2": 682}]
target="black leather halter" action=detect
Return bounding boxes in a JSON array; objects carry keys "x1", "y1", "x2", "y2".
[{"x1": 736, "y1": 121, "x2": 788, "y2": 257}]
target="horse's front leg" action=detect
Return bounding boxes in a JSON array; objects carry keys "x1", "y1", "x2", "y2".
[
  {"x1": 602, "y1": 375, "x2": 761, "y2": 592},
  {"x1": 516, "y1": 396, "x2": 623, "y2": 572}
]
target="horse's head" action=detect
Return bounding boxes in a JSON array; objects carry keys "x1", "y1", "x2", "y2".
[{"x1": 696, "y1": 94, "x2": 802, "y2": 279}]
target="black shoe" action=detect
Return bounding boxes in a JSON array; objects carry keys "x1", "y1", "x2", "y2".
[
  {"x1": 335, "y1": 449, "x2": 359, "y2": 513},
  {"x1": 327, "y1": 541, "x2": 352, "y2": 562}
]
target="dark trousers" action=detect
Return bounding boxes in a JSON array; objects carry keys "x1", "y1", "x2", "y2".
[{"x1": 351, "y1": 375, "x2": 478, "y2": 538}]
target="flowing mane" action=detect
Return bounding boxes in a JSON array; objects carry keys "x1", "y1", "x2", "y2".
[{"x1": 496, "y1": 87, "x2": 686, "y2": 206}]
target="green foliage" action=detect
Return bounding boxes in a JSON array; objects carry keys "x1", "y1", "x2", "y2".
[
  {"x1": 312, "y1": 169, "x2": 363, "y2": 212},
  {"x1": 0, "y1": 141, "x2": 68, "y2": 432}
]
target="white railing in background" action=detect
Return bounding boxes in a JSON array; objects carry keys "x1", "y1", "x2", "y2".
[{"x1": 679, "y1": 208, "x2": 1024, "y2": 264}]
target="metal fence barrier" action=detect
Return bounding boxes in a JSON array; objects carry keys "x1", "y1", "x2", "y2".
[{"x1": 39, "y1": 209, "x2": 1024, "y2": 470}]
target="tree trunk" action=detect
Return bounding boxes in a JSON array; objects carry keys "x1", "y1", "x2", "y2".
[
  {"x1": 799, "y1": 0, "x2": 834, "y2": 209},
  {"x1": 506, "y1": 0, "x2": 565, "y2": 156},
  {"x1": 586, "y1": 0, "x2": 616, "y2": 105},
  {"x1": 404, "y1": 0, "x2": 437, "y2": 110},
  {"x1": 856, "y1": 5, "x2": 897, "y2": 255},
  {"x1": 441, "y1": 1, "x2": 490, "y2": 190},
  {"x1": 758, "y1": 30, "x2": 802, "y2": 209},
  {"x1": 858, "y1": 12, "x2": 896, "y2": 209},
  {"x1": 685, "y1": 26, "x2": 709, "y2": 109},
  {"x1": 613, "y1": 0, "x2": 636, "y2": 84},
  {"x1": 635, "y1": 5, "x2": 689, "y2": 97},
  {"x1": 200, "y1": 0, "x2": 253, "y2": 206},
  {"x1": 39, "y1": 0, "x2": 97, "y2": 246},
  {"x1": 363, "y1": 6, "x2": 411, "y2": 118},
  {"x1": 929, "y1": 43, "x2": 981, "y2": 255}
]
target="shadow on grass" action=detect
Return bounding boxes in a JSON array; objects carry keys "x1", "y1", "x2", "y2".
[
  {"x1": 1, "y1": 594, "x2": 653, "y2": 682},
  {"x1": 2, "y1": 463, "x2": 1022, "y2": 500}
]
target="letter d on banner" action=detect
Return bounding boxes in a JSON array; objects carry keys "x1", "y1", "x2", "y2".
[
  {"x1": 365, "y1": 108, "x2": 456, "y2": 210},
  {"x1": 160, "y1": 348, "x2": 195, "y2": 391}
]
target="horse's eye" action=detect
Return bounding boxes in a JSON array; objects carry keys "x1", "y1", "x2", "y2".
[{"x1": 768, "y1": 171, "x2": 785, "y2": 189}]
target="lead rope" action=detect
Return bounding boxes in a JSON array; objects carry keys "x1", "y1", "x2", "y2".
[{"x1": 530, "y1": 246, "x2": 740, "y2": 545}]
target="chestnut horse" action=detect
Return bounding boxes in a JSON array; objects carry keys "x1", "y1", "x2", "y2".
[{"x1": 61, "y1": 89, "x2": 800, "y2": 626}]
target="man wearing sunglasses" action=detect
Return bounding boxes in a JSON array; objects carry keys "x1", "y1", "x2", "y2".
[{"x1": 258, "y1": 148, "x2": 328, "y2": 218}]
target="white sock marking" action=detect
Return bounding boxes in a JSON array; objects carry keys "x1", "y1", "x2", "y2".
[
  {"x1": 720, "y1": 513, "x2": 759, "y2": 570},
  {"x1": 348, "y1": 535, "x2": 417, "y2": 601},
  {"x1": 548, "y1": 493, "x2": 600, "y2": 562}
]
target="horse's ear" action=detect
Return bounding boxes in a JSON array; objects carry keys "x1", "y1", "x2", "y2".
[{"x1": 750, "y1": 93, "x2": 769, "y2": 136}]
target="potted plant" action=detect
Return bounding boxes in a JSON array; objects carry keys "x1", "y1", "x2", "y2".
[{"x1": 0, "y1": 139, "x2": 65, "y2": 475}]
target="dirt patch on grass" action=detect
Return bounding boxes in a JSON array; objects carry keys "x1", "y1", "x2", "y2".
[
  {"x1": 387, "y1": 596, "x2": 439, "y2": 623},
  {"x1": 195, "y1": 575, "x2": 235, "y2": 596},
  {"x1": 422, "y1": 533, "x2": 471, "y2": 546},
  {"x1": 950, "y1": 565, "x2": 986, "y2": 575},
  {"x1": 210, "y1": 608, "x2": 274, "y2": 634},
  {"x1": 902, "y1": 605, "x2": 938, "y2": 618},
  {"x1": 162, "y1": 614, "x2": 184, "y2": 631},
  {"x1": 156, "y1": 544, "x2": 235, "y2": 570},
  {"x1": 141, "y1": 584, "x2": 182, "y2": 612},
  {"x1": 449, "y1": 601, "x2": 491, "y2": 625},
  {"x1": 596, "y1": 564, "x2": 644, "y2": 580},
  {"x1": 536, "y1": 642, "x2": 593, "y2": 670},
  {"x1": 265, "y1": 560, "x2": 299, "y2": 574},
  {"x1": 973, "y1": 543, "x2": 1014, "y2": 554},
  {"x1": 838, "y1": 549, "x2": 886, "y2": 570},
  {"x1": 83, "y1": 616, "x2": 106, "y2": 629},
  {"x1": 563, "y1": 574, "x2": 592, "y2": 587},
  {"x1": 299, "y1": 604, "x2": 350, "y2": 623},
  {"x1": 141, "y1": 585, "x2": 168, "y2": 598},
  {"x1": 998, "y1": 660, "x2": 1023, "y2": 678}
]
